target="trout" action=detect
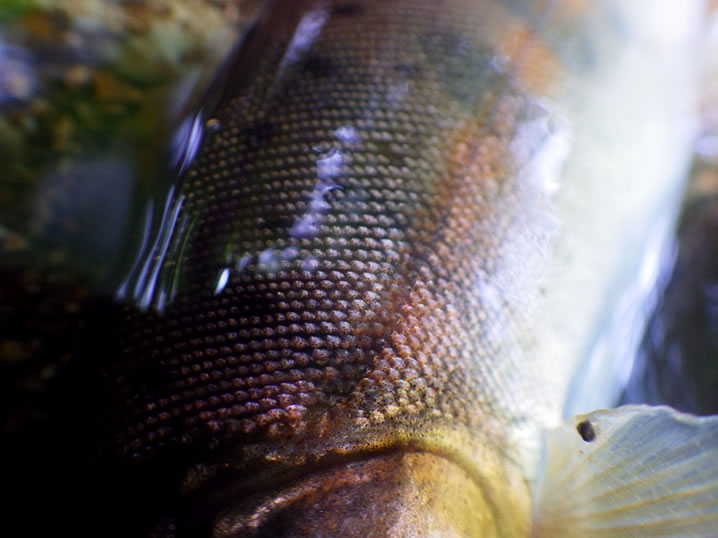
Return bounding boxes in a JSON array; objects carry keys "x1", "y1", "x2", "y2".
[{"x1": 101, "y1": 0, "x2": 718, "y2": 535}]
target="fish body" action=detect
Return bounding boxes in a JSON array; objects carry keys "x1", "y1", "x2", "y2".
[{"x1": 103, "y1": 0, "x2": 718, "y2": 535}]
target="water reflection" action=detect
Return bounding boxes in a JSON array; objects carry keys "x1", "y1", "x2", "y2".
[
  {"x1": 116, "y1": 186, "x2": 189, "y2": 311},
  {"x1": 276, "y1": 7, "x2": 329, "y2": 82},
  {"x1": 511, "y1": 104, "x2": 570, "y2": 197},
  {"x1": 171, "y1": 111, "x2": 206, "y2": 176},
  {"x1": 291, "y1": 178, "x2": 344, "y2": 238}
]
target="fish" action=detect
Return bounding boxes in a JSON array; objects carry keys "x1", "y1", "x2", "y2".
[{"x1": 95, "y1": 0, "x2": 718, "y2": 536}]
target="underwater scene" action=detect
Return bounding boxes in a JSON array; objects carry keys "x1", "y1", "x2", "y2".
[{"x1": 2, "y1": 1, "x2": 718, "y2": 536}]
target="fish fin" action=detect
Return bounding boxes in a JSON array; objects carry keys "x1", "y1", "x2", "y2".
[{"x1": 532, "y1": 405, "x2": 718, "y2": 537}]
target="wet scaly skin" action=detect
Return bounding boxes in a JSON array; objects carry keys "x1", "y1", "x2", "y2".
[{"x1": 92, "y1": 0, "x2": 701, "y2": 535}]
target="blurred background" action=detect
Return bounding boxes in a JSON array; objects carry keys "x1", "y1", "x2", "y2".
[{"x1": 0, "y1": 0, "x2": 259, "y2": 444}]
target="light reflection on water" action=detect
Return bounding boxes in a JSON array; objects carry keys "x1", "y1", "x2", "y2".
[
  {"x1": 171, "y1": 111, "x2": 206, "y2": 177},
  {"x1": 115, "y1": 185, "x2": 188, "y2": 311}
]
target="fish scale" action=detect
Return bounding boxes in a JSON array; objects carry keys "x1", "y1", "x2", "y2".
[{"x1": 114, "y1": 0, "x2": 544, "y2": 463}]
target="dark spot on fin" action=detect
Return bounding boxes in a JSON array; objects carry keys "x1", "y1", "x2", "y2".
[
  {"x1": 332, "y1": 3, "x2": 365, "y2": 16},
  {"x1": 301, "y1": 54, "x2": 334, "y2": 77},
  {"x1": 577, "y1": 420, "x2": 596, "y2": 442}
]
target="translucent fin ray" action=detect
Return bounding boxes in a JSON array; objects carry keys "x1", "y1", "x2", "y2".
[{"x1": 533, "y1": 405, "x2": 718, "y2": 537}]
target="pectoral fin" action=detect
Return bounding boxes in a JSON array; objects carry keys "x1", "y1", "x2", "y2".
[{"x1": 532, "y1": 405, "x2": 718, "y2": 537}]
